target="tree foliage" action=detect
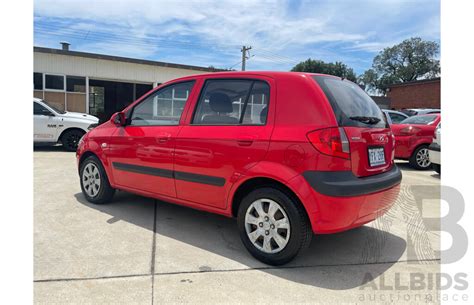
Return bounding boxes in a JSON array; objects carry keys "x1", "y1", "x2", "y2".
[
  {"x1": 291, "y1": 58, "x2": 357, "y2": 82},
  {"x1": 359, "y1": 37, "x2": 440, "y2": 94}
]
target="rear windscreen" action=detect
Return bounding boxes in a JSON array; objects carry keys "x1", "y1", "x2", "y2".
[{"x1": 313, "y1": 76, "x2": 386, "y2": 128}]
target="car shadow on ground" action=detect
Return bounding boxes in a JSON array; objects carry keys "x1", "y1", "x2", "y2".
[
  {"x1": 33, "y1": 145, "x2": 69, "y2": 152},
  {"x1": 74, "y1": 191, "x2": 406, "y2": 290},
  {"x1": 396, "y1": 160, "x2": 439, "y2": 178}
]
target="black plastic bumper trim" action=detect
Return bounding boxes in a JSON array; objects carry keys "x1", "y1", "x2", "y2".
[{"x1": 302, "y1": 165, "x2": 402, "y2": 197}]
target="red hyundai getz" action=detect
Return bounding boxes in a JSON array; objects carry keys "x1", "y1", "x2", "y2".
[{"x1": 77, "y1": 72, "x2": 401, "y2": 265}]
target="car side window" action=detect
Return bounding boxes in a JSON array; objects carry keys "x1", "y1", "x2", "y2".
[
  {"x1": 130, "y1": 81, "x2": 195, "y2": 126},
  {"x1": 34, "y1": 102, "x2": 52, "y2": 116},
  {"x1": 192, "y1": 79, "x2": 270, "y2": 125},
  {"x1": 389, "y1": 113, "x2": 407, "y2": 124}
]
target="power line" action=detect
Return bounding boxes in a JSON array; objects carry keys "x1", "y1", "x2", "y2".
[{"x1": 35, "y1": 22, "x2": 303, "y2": 69}]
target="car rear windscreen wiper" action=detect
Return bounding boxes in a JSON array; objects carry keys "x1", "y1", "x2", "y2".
[{"x1": 349, "y1": 116, "x2": 381, "y2": 124}]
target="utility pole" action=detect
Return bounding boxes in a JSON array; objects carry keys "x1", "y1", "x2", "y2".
[{"x1": 241, "y1": 45, "x2": 252, "y2": 71}]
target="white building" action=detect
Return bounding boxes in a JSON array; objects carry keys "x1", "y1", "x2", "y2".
[{"x1": 33, "y1": 44, "x2": 218, "y2": 121}]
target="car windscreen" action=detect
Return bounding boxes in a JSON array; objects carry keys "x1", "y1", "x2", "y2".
[
  {"x1": 313, "y1": 76, "x2": 386, "y2": 128},
  {"x1": 41, "y1": 99, "x2": 66, "y2": 114},
  {"x1": 400, "y1": 115, "x2": 438, "y2": 125}
]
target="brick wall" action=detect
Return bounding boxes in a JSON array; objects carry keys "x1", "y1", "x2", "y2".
[{"x1": 387, "y1": 79, "x2": 440, "y2": 109}]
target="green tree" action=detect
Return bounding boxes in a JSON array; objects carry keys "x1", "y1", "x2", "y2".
[
  {"x1": 360, "y1": 37, "x2": 440, "y2": 94},
  {"x1": 291, "y1": 59, "x2": 357, "y2": 82}
]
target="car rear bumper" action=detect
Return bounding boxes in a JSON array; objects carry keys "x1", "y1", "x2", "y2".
[
  {"x1": 301, "y1": 166, "x2": 402, "y2": 234},
  {"x1": 428, "y1": 143, "x2": 440, "y2": 165},
  {"x1": 302, "y1": 165, "x2": 402, "y2": 197}
]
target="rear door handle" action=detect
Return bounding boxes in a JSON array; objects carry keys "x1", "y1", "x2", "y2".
[
  {"x1": 236, "y1": 136, "x2": 256, "y2": 146},
  {"x1": 157, "y1": 133, "x2": 171, "y2": 143}
]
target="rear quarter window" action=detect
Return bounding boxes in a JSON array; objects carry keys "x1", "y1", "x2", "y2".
[{"x1": 313, "y1": 76, "x2": 386, "y2": 128}]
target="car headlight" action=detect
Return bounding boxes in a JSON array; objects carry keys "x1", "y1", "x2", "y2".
[{"x1": 88, "y1": 123, "x2": 99, "y2": 130}]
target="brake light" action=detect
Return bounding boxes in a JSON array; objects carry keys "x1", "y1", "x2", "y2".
[
  {"x1": 400, "y1": 126, "x2": 422, "y2": 135},
  {"x1": 307, "y1": 127, "x2": 350, "y2": 159}
]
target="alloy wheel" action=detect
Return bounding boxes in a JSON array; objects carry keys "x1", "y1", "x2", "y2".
[
  {"x1": 244, "y1": 198, "x2": 291, "y2": 254},
  {"x1": 416, "y1": 147, "x2": 431, "y2": 168},
  {"x1": 82, "y1": 163, "x2": 101, "y2": 197},
  {"x1": 66, "y1": 134, "x2": 81, "y2": 150}
]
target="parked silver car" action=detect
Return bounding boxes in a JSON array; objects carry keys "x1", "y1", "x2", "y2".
[
  {"x1": 382, "y1": 109, "x2": 409, "y2": 124},
  {"x1": 401, "y1": 108, "x2": 441, "y2": 116}
]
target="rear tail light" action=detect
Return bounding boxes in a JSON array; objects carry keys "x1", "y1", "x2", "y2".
[
  {"x1": 400, "y1": 126, "x2": 422, "y2": 135},
  {"x1": 307, "y1": 127, "x2": 350, "y2": 159}
]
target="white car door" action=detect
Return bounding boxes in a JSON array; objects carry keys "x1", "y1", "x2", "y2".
[{"x1": 34, "y1": 102, "x2": 60, "y2": 142}]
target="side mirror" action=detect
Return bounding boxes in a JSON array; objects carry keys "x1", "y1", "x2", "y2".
[{"x1": 111, "y1": 112, "x2": 126, "y2": 126}]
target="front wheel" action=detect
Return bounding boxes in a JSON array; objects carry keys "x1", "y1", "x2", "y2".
[
  {"x1": 62, "y1": 129, "x2": 85, "y2": 151},
  {"x1": 409, "y1": 145, "x2": 431, "y2": 170},
  {"x1": 237, "y1": 187, "x2": 312, "y2": 265},
  {"x1": 80, "y1": 156, "x2": 115, "y2": 204}
]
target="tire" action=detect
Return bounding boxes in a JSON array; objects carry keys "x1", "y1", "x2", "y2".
[
  {"x1": 62, "y1": 129, "x2": 85, "y2": 151},
  {"x1": 409, "y1": 145, "x2": 431, "y2": 170},
  {"x1": 432, "y1": 164, "x2": 441, "y2": 174},
  {"x1": 79, "y1": 156, "x2": 115, "y2": 204},
  {"x1": 237, "y1": 187, "x2": 312, "y2": 265}
]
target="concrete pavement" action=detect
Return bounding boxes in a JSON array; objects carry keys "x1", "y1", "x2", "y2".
[{"x1": 34, "y1": 149, "x2": 440, "y2": 304}]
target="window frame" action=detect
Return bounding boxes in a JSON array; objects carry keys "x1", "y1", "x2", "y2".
[
  {"x1": 66, "y1": 75, "x2": 86, "y2": 93},
  {"x1": 44, "y1": 73, "x2": 66, "y2": 92},
  {"x1": 34, "y1": 72, "x2": 43, "y2": 90},
  {"x1": 190, "y1": 78, "x2": 271, "y2": 126},
  {"x1": 127, "y1": 80, "x2": 196, "y2": 127}
]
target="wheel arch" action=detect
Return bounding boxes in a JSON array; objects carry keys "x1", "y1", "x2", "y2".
[
  {"x1": 230, "y1": 176, "x2": 307, "y2": 219},
  {"x1": 79, "y1": 150, "x2": 98, "y2": 168},
  {"x1": 59, "y1": 127, "x2": 87, "y2": 143},
  {"x1": 410, "y1": 142, "x2": 431, "y2": 157}
]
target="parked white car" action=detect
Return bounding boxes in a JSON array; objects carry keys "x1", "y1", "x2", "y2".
[
  {"x1": 428, "y1": 122, "x2": 441, "y2": 174},
  {"x1": 34, "y1": 98, "x2": 99, "y2": 151}
]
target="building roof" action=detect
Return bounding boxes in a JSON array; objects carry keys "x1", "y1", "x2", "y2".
[
  {"x1": 34, "y1": 46, "x2": 224, "y2": 72},
  {"x1": 388, "y1": 77, "x2": 440, "y2": 88}
]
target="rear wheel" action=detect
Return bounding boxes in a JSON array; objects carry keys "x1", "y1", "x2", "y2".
[
  {"x1": 80, "y1": 156, "x2": 115, "y2": 204},
  {"x1": 62, "y1": 129, "x2": 85, "y2": 151},
  {"x1": 237, "y1": 187, "x2": 312, "y2": 265},
  {"x1": 409, "y1": 145, "x2": 431, "y2": 170}
]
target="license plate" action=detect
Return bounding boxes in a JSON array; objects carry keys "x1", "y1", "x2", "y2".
[{"x1": 368, "y1": 147, "x2": 385, "y2": 167}]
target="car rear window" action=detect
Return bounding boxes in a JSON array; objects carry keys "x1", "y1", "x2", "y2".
[
  {"x1": 400, "y1": 115, "x2": 438, "y2": 125},
  {"x1": 313, "y1": 76, "x2": 386, "y2": 128}
]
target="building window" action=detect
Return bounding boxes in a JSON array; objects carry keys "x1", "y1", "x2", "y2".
[
  {"x1": 66, "y1": 76, "x2": 86, "y2": 93},
  {"x1": 45, "y1": 74, "x2": 65, "y2": 91},
  {"x1": 34, "y1": 73, "x2": 43, "y2": 90}
]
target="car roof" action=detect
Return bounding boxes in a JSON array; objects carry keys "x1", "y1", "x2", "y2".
[
  {"x1": 162, "y1": 71, "x2": 340, "y2": 84},
  {"x1": 406, "y1": 108, "x2": 440, "y2": 111},
  {"x1": 412, "y1": 113, "x2": 441, "y2": 117},
  {"x1": 383, "y1": 109, "x2": 407, "y2": 114}
]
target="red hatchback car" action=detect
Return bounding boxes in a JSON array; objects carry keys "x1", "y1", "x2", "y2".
[
  {"x1": 391, "y1": 114, "x2": 441, "y2": 170},
  {"x1": 77, "y1": 72, "x2": 402, "y2": 265}
]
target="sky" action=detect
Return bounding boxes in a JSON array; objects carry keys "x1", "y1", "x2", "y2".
[{"x1": 34, "y1": 0, "x2": 440, "y2": 74}]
